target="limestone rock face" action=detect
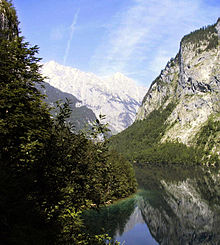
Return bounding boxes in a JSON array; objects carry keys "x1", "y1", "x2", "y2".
[{"x1": 137, "y1": 19, "x2": 220, "y2": 154}]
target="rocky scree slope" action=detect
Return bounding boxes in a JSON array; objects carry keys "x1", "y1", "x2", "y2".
[
  {"x1": 42, "y1": 61, "x2": 146, "y2": 134},
  {"x1": 137, "y1": 19, "x2": 220, "y2": 158}
]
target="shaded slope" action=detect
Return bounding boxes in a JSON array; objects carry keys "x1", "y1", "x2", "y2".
[{"x1": 38, "y1": 82, "x2": 96, "y2": 131}]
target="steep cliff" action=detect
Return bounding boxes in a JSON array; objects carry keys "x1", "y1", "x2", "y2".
[{"x1": 136, "y1": 19, "x2": 220, "y2": 158}]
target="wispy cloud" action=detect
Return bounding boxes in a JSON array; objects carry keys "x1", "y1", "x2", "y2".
[
  {"x1": 91, "y1": 0, "x2": 220, "y2": 86},
  {"x1": 63, "y1": 8, "x2": 80, "y2": 65},
  {"x1": 50, "y1": 24, "x2": 66, "y2": 41}
]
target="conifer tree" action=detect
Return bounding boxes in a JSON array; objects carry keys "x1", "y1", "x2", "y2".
[{"x1": 0, "y1": 1, "x2": 56, "y2": 243}]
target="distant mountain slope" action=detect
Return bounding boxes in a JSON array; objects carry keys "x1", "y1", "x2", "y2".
[
  {"x1": 110, "y1": 19, "x2": 220, "y2": 165},
  {"x1": 41, "y1": 61, "x2": 147, "y2": 134},
  {"x1": 38, "y1": 82, "x2": 96, "y2": 131}
]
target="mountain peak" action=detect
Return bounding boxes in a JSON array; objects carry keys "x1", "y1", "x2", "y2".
[
  {"x1": 112, "y1": 72, "x2": 128, "y2": 79},
  {"x1": 105, "y1": 72, "x2": 135, "y2": 84},
  {"x1": 44, "y1": 60, "x2": 77, "y2": 71}
]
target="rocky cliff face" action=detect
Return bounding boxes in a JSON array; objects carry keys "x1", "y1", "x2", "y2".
[{"x1": 137, "y1": 19, "x2": 220, "y2": 156}]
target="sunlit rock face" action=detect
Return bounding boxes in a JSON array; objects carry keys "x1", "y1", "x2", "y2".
[
  {"x1": 138, "y1": 172, "x2": 220, "y2": 245},
  {"x1": 137, "y1": 19, "x2": 220, "y2": 155},
  {"x1": 42, "y1": 61, "x2": 147, "y2": 134}
]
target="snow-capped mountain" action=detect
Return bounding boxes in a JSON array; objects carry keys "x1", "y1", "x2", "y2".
[{"x1": 41, "y1": 61, "x2": 146, "y2": 133}]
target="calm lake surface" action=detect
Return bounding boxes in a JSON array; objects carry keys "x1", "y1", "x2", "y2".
[{"x1": 83, "y1": 164, "x2": 220, "y2": 244}]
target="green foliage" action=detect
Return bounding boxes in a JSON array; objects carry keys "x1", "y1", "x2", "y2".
[
  {"x1": 181, "y1": 24, "x2": 219, "y2": 52},
  {"x1": 106, "y1": 151, "x2": 137, "y2": 200},
  {"x1": 0, "y1": 2, "x2": 57, "y2": 243},
  {"x1": 0, "y1": 0, "x2": 19, "y2": 39},
  {"x1": 110, "y1": 103, "x2": 176, "y2": 161},
  {"x1": 57, "y1": 207, "x2": 120, "y2": 245},
  {"x1": 196, "y1": 117, "x2": 220, "y2": 151},
  {"x1": 134, "y1": 142, "x2": 200, "y2": 165},
  {"x1": 0, "y1": 1, "x2": 137, "y2": 244},
  {"x1": 82, "y1": 197, "x2": 136, "y2": 239},
  {"x1": 195, "y1": 117, "x2": 220, "y2": 166}
]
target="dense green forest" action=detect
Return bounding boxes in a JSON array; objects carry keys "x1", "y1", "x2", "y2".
[
  {"x1": 0, "y1": 1, "x2": 137, "y2": 244},
  {"x1": 110, "y1": 103, "x2": 219, "y2": 167}
]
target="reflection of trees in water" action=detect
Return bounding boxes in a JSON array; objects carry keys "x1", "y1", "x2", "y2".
[
  {"x1": 137, "y1": 165, "x2": 220, "y2": 244},
  {"x1": 82, "y1": 197, "x2": 136, "y2": 238}
]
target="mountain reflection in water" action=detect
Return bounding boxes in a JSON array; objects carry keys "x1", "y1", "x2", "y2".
[{"x1": 83, "y1": 165, "x2": 220, "y2": 244}]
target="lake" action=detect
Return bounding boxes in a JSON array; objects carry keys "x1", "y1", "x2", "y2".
[{"x1": 83, "y1": 164, "x2": 220, "y2": 244}]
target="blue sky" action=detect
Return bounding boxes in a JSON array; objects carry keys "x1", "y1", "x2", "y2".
[{"x1": 13, "y1": 0, "x2": 220, "y2": 86}]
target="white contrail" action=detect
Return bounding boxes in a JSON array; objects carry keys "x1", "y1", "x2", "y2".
[{"x1": 63, "y1": 8, "x2": 80, "y2": 65}]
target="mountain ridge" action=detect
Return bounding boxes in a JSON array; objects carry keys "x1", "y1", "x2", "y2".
[{"x1": 41, "y1": 61, "x2": 147, "y2": 133}]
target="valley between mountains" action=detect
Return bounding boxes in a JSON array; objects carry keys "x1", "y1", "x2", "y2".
[
  {"x1": 1, "y1": 0, "x2": 220, "y2": 243},
  {"x1": 41, "y1": 19, "x2": 220, "y2": 165}
]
